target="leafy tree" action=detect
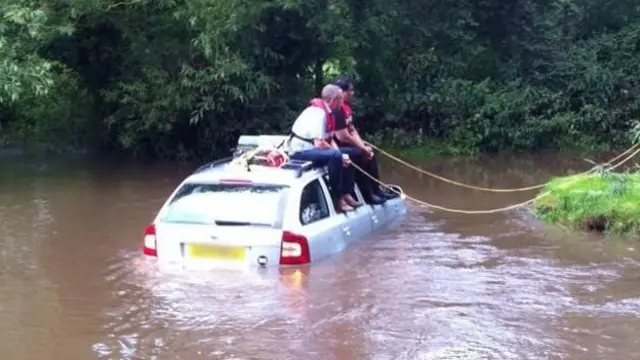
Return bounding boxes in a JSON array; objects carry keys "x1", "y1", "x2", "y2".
[{"x1": 1, "y1": 0, "x2": 640, "y2": 159}]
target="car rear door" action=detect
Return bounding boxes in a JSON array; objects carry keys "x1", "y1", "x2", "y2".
[
  {"x1": 320, "y1": 174, "x2": 373, "y2": 241},
  {"x1": 346, "y1": 184, "x2": 374, "y2": 240},
  {"x1": 295, "y1": 178, "x2": 348, "y2": 262}
]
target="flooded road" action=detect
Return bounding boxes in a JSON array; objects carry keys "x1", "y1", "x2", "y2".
[{"x1": 1, "y1": 151, "x2": 640, "y2": 360}]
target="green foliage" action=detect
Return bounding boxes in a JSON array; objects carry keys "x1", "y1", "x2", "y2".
[
  {"x1": 8, "y1": 68, "x2": 95, "y2": 150},
  {"x1": 533, "y1": 171, "x2": 640, "y2": 235},
  {"x1": 0, "y1": 1, "x2": 73, "y2": 103},
  {"x1": 1, "y1": 0, "x2": 640, "y2": 159}
]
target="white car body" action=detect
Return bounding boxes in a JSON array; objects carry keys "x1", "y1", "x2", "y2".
[{"x1": 142, "y1": 135, "x2": 407, "y2": 267}]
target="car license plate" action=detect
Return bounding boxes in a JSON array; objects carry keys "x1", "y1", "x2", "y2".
[{"x1": 186, "y1": 244, "x2": 246, "y2": 261}]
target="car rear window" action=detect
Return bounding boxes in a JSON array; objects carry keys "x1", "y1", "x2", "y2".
[{"x1": 160, "y1": 182, "x2": 287, "y2": 226}]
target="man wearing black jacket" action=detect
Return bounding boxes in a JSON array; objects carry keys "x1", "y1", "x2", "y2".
[{"x1": 332, "y1": 76, "x2": 396, "y2": 205}]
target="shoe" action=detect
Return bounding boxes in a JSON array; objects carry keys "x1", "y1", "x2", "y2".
[
  {"x1": 337, "y1": 198, "x2": 355, "y2": 212},
  {"x1": 344, "y1": 194, "x2": 362, "y2": 207},
  {"x1": 365, "y1": 194, "x2": 386, "y2": 205},
  {"x1": 375, "y1": 188, "x2": 397, "y2": 199}
]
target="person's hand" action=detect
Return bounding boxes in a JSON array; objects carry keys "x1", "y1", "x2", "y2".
[
  {"x1": 317, "y1": 140, "x2": 332, "y2": 148},
  {"x1": 365, "y1": 146, "x2": 374, "y2": 159},
  {"x1": 341, "y1": 154, "x2": 351, "y2": 167}
]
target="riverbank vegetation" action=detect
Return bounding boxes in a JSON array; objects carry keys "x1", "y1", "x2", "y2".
[
  {"x1": 533, "y1": 171, "x2": 640, "y2": 235},
  {"x1": 1, "y1": 0, "x2": 640, "y2": 160}
]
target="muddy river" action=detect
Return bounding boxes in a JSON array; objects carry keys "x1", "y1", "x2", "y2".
[{"x1": 1, "y1": 150, "x2": 640, "y2": 360}]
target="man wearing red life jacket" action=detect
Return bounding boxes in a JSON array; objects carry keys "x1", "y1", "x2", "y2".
[
  {"x1": 332, "y1": 77, "x2": 397, "y2": 203},
  {"x1": 287, "y1": 84, "x2": 360, "y2": 212}
]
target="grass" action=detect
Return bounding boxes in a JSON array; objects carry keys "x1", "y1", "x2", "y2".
[{"x1": 532, "y1": 171, "x2": 640, "y2": 236}]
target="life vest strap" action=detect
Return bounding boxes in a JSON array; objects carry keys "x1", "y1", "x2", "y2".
[{"x1": 290, "y1": 132, "x2": 315, "y2": 144}]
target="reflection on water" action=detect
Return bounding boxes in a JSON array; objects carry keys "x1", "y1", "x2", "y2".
[{"x1": 1, "y1": 152, "x2": 640, "y2": 359}]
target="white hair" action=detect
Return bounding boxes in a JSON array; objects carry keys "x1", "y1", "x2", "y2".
[{"x1": 321, "y1": 84, "x2": 342, "y2": 103}]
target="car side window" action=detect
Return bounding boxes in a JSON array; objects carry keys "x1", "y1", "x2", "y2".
[
  {"x1": 322, "y1": 174, "x2": 332, "y2": 194},
  {"x1": 299, "y1": 179, "x2": 330, "y2": 225}
]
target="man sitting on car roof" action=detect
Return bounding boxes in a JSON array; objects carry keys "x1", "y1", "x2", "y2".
[
  {"x1": 287, "y1": 84, "x2": 360, "y2": 212},
  {"x1": 332, "y1": 76, "x2": 397, "y2": 203}
]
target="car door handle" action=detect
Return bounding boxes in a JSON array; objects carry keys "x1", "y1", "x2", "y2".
[
  {"x1": 371, "y1": 214, "x2": 378, "y2": 223},
  {"x1": 342, "y1": 226, "x2": 350, "y2": 235}
]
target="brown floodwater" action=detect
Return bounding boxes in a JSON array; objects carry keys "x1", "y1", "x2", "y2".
[{"x1": 1, "y1": 149, "x2": 640, "y2": 360}]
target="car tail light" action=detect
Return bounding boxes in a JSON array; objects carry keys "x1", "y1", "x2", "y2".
[
  {"x1": 280, "y1": 231, "x2": 310, "y2": 265},
  {"x1": 142, "y1": 224, "x2": 157, "y2": 257}
]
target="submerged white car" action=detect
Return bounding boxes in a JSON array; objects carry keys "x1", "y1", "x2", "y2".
[{"x1": 142, "y1": 135, "x2": 407, "y2": 267}]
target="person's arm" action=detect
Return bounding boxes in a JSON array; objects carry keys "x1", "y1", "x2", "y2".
[
  {"x1": 351, "y1": 127, "x2": 364, "y2": 143},
  {"x1": 347, "y1": 118, "x2": 371, "y2": 150},
  {"x1": 333, "y1": 108, "x2": 367, "y2": 151},
  {"x1": 336, "y1": 128, "x2": 368, "y2": 151},
  {"x1": 336, "y1": 126, "x2": 368, "y2": 151},
  {"x1": 309, "y1": 108, "x2": 331, "y2": 148},
  {"x1": 344, "y1": 121, "x2": 374, "y2": 159},
  {"x1": 313, "y1": 139, "x2": 330, "y2": 148}
]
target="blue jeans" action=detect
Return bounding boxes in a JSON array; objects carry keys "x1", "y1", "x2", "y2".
[{"x1": 290, "y1": 148, "x2": 353, "y2": 201}]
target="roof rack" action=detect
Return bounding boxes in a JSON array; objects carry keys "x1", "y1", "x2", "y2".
[
  {"x1": 193, "y1": 157, "x2": 233, "y2": 174},
  {"x1": 192, "y1": 134, "x2": 320, "y2": 177},
  {"x1": 280, "y1": 159, "x2": 316, "y2": 178},
  {"x1": 237, "y1": 135, "x2": 289, "y2": 150},
  {"x1": 193, "y1": 156, "x2": 317, "y2": 178}
]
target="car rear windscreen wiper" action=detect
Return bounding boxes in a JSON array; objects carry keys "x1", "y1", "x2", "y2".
[{"x1": 214, "y1": 220, "x2": 271, "y2": 227}]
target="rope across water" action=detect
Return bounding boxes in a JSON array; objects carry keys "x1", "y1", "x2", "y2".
[
  {"x1": 224, "y1": 140, "x2": 640, "y2": 214},
  {"x1": 367, "y1": 142, "x2": 640, "y2": 192},
  {"x1": 353, "y1": 143, "x2": 640, "y2": 214}
]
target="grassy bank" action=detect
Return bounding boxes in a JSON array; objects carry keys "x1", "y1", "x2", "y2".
[{"x1": 532, "y1": 172, "x2": 640, "y2": 235}]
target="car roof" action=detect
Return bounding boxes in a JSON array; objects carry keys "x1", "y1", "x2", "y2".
[
  {"x1": 184, "y1": 160, "x2": 323, "y2": 186},
  {"x1": 182, "y1": 134, "x2": 327, "y2": 187}
]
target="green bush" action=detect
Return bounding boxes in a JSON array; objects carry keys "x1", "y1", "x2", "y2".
[
  {"x1": 8, "y1": 69, "x2": 96, "y2": 152},
  {"x1": 2, "y1": 0, "x2": 640, "y2": 159}
]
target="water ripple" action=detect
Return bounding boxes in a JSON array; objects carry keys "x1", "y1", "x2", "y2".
[{"x1": 3, "y1": 156, "x2": 640, "y2": 360}]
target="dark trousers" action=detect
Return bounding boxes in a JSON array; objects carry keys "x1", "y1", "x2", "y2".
[
  {"x1": 290, "y1": 148, "x2": 354, "y2": 201},
  {"x1": 338, "y1": 146, "x2": 381, "y2": 200}
]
